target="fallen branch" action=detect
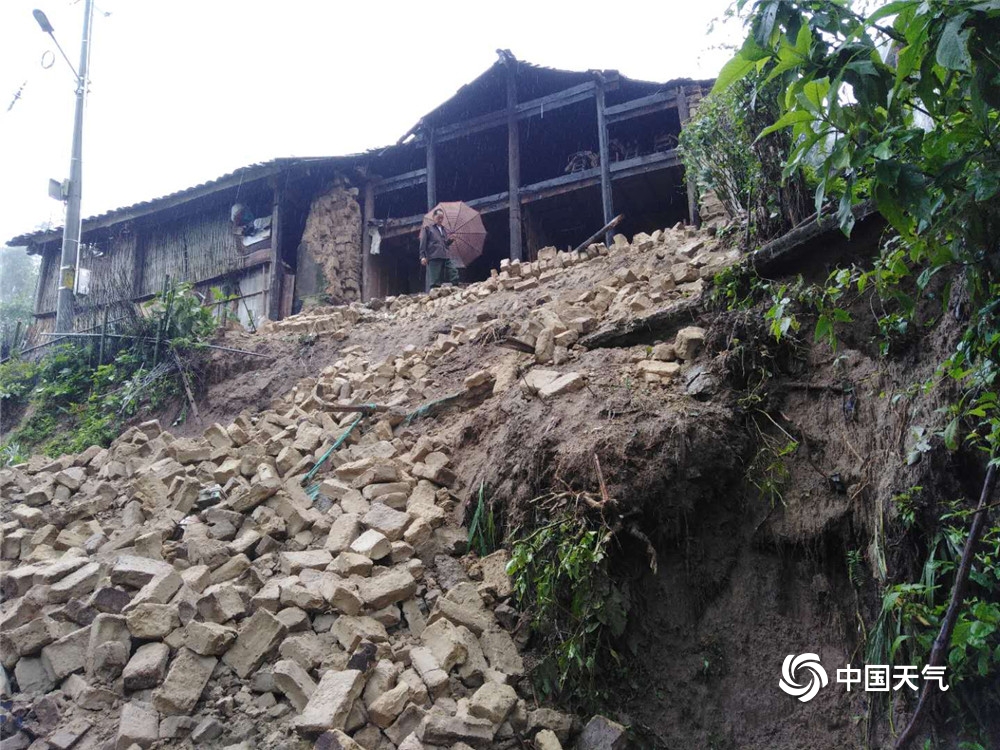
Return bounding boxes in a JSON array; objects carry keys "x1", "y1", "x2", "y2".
[{"x1": 893, "y1": 463, "x2": 998, "y2": 750}]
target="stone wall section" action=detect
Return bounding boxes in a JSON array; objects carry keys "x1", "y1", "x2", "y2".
[{"x1": 296, "y1": 179, "x2": 363, "y2": 308}]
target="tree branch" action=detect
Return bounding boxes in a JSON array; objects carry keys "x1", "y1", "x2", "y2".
[{"x1": 893, "y1": 463, "x2": 998, "y2": 750}]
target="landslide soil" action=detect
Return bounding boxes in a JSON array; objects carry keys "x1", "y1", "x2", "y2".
[{"x1": 155, "y1": 238, "x2": 977, "y2": 749}]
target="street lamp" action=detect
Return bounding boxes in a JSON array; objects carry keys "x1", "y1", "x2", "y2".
[{"x1": 34, "y1": 1, "x2": 95, "y2": 334}]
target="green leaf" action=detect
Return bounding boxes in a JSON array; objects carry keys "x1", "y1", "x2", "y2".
[
  {"x1": 757, "y1": 109, "x2": 816, "y2": 139},
  {"x1": 815, "y1": 314, "x2": 833, "y2": 344},
  {"x1": 712, "y1": 53, "x2": 758, "y2": 95},
  {"x1": 869, "y1": 0, "x2": 917, "y2": 24},
  {"x1": 942, "y1": 416, "x2": 960, "y2": 451},
  {"x1": 801, "y1": 77, "x2": 831, "y2": 109},
  {"x1": 936, "y1": 12, "x2": 972, "y2": 71}
]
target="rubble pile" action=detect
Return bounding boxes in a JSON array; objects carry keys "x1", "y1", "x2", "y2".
[{"x1": 1, "y1": 222, "x2": 732, "y2": 749}]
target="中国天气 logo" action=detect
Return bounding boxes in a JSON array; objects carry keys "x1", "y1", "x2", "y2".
[{"x1": 779, "y1": 653, "x2": 829, "y2": 703}]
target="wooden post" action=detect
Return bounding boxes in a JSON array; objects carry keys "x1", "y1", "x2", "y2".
[
  {"x1": 267, "y1": 177, "x2": 284, "y2": 321},
  {"x1": 426, "y1": 127, "x2": 437, "y2": 210},
  {"x1": 362, "y1": 179, "x2": 376, "y2": 302},
  {"x1": 676, "y1": 86, "x2": 700, "y2": 227},
  {"x1": 595, "y1": 76, "x2": 615, "y2": 247},
  {"x1": 33, "y1": 244, "x2": 50, "y2": 317},
  {"x1": 506, "y1": 61, "x2": 522, "y2": 261},
  {"x1": 98, "y1": 306, "x2": 109, "y2": 366}
]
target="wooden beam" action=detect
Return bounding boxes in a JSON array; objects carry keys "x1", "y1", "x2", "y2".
[
  {"x1": 612, "y1": 149, "x2": 683, "y2": 179},
  {"x1": 379, "y1": 149, "x2": 684, "y2": 239},
  {"x1": 506, "y1": 62, "x2": 522, "y2": 262},
  {"x1": 595, "y1": 77, "x2": 615, "y2": 247},
  {"x1": 242, "y1": 248, "x2": 272, "y2": 268},
  {"x1": 372, "y1": 168, "x2": 427, "y2": 196},
  {"x1": 362, "y1": 179, "x2": 375, "y2": 302},
  {"x1": 515, "y1": 82, "x2": 598, "y2": 120},
  {"x1": 676, "y1": 86, "x2": 700, "y2": 227},
  {"x1": 426, "y1": 127, "x2": 437, "y2": 210},
  {"x1": 605, "y1": 89, "x2": 680, "y2": 124},
  {"x1": 428, "y1": 81, "x2": 601, "y2": 144},
  {"x1": 266, "y1": 178, "x2": 283, "y2": 321}
]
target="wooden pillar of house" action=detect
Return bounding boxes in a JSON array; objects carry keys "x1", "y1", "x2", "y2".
[
  {"x1": 267, "y1": 177, "x2": 283, "y2": 321},
  {"x1": 595, "y1": 77, "x2": 615, "y2": 247},
  {"x1": 506, "y1": 62, "x2": 522, "y2": 261},
  {"x1": 362, "y1": 179, "x2": 376, "y2": 302},
  {"x1": 426, "y1": 127, "x2": 437, "y2": 210},
  {"x1": 676, "y1": 86, "x2": 700, "y2": 227},
  {"x1": 34, "y1": 244, "x2": 50, "y2": 317}
]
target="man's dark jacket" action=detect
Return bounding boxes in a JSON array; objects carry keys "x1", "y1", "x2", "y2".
[{"x1": 419, "y1": 223, "x2": 451, "y2": 261}]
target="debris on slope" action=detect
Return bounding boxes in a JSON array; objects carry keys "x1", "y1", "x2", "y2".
[{"x1": 0, "y1": 223, "x2": 734, "y2": 749}]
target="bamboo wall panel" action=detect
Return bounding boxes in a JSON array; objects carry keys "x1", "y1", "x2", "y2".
[
  {"x1": 78, "y1": 229, "x2": 137, "y2": 309},
  {"x1": 138, "y1": 209, "x2": 243, "y2": 298}
]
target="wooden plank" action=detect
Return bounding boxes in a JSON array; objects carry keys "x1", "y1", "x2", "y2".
[
  {"x1": 611, "y1": 149, "x2": 683, "y2": 179},
  {"x1": 507, "y1": 62, "x2": 522, "y2": 262},
  {"x1": 426, "y1": 127, "x2": 437, "y2": 210},
  {"x1": 266, "y1": 178, "x2": 283, "y2": 321},
  {"x1": 676, "y1": 86, "x2": 700, "y2": 227},
  {"x1": 242, "y1": 248, "x2": 272, "y2": 268},
  {"x1": 372, "y1": 168, "x2": 427, "y2": 195},
  {"x1": 362, "y1": 179, "x2": 375, "y2": 302},
  {"x1": 516, "y1": 82, "x2": 597, "y2": 119},
  {"x1": 595, "y1": 78, "x2": 615, "y2": 246},
  {"x1": 604, "y1": 89, "x2": 679, "y2": 123},
  {"x1": 280, "y1": 274, "x2": 295, "y2": 318},
  {"x1": 520, "y1": 166, "x2": 600, "y2": 199}
]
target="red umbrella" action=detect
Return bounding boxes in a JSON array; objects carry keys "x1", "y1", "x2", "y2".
[{"x1": 422, "y1": 201, "x2": 487, "y2": 268}]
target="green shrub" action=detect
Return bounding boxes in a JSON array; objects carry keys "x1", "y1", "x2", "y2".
[
  {"x1": 507, "y1": 519, "x2": 630, "y2": 704},
  {"x1": 0, "y1": 358, "x2": 39, "y2": 402},
  {"x1": 5, "y1": 283, "x2": 210, "y2": 457},
  {"x1": 679, "y1": 73, "x2": 810, "y2": 242}
]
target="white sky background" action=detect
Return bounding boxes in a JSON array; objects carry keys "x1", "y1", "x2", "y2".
[{"x1": 0, "y1": 0, "x2": 743, "y2": 246}]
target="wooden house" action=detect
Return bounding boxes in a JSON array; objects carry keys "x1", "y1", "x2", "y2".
[{"x1": 9, "y1": 53, "x2": 711, "y2": 330}]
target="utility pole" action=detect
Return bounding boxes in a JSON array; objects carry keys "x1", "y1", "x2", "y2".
[{"x1": 36, "y1": 0, "x2": 96, "y2": 334}]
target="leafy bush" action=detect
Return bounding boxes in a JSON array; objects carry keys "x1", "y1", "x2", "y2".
[
  {"x1": 3, "y1": 283, "x2": 211, "y2": 457},
  {"x1": 715, "y1": 0, "x2": 1000, "y2": 741},
  {"x1": 0, "y1": 358, "x2": 40, "y2": 401},
  {"x1": 507, "y1": 519, "x2": 630, "y2": 703},
  {"x1": 680, "y1": 72, "x2": 810, "y2": 242}
]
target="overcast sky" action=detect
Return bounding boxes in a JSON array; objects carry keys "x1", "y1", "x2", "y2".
[{"x1": 0, "y1": 0, "x2": 742, "y2": 246}]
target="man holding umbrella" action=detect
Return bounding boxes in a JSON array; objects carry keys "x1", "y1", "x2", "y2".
[{"x1": 419, "y1": 208, "x2": 460, "y2": 289}]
